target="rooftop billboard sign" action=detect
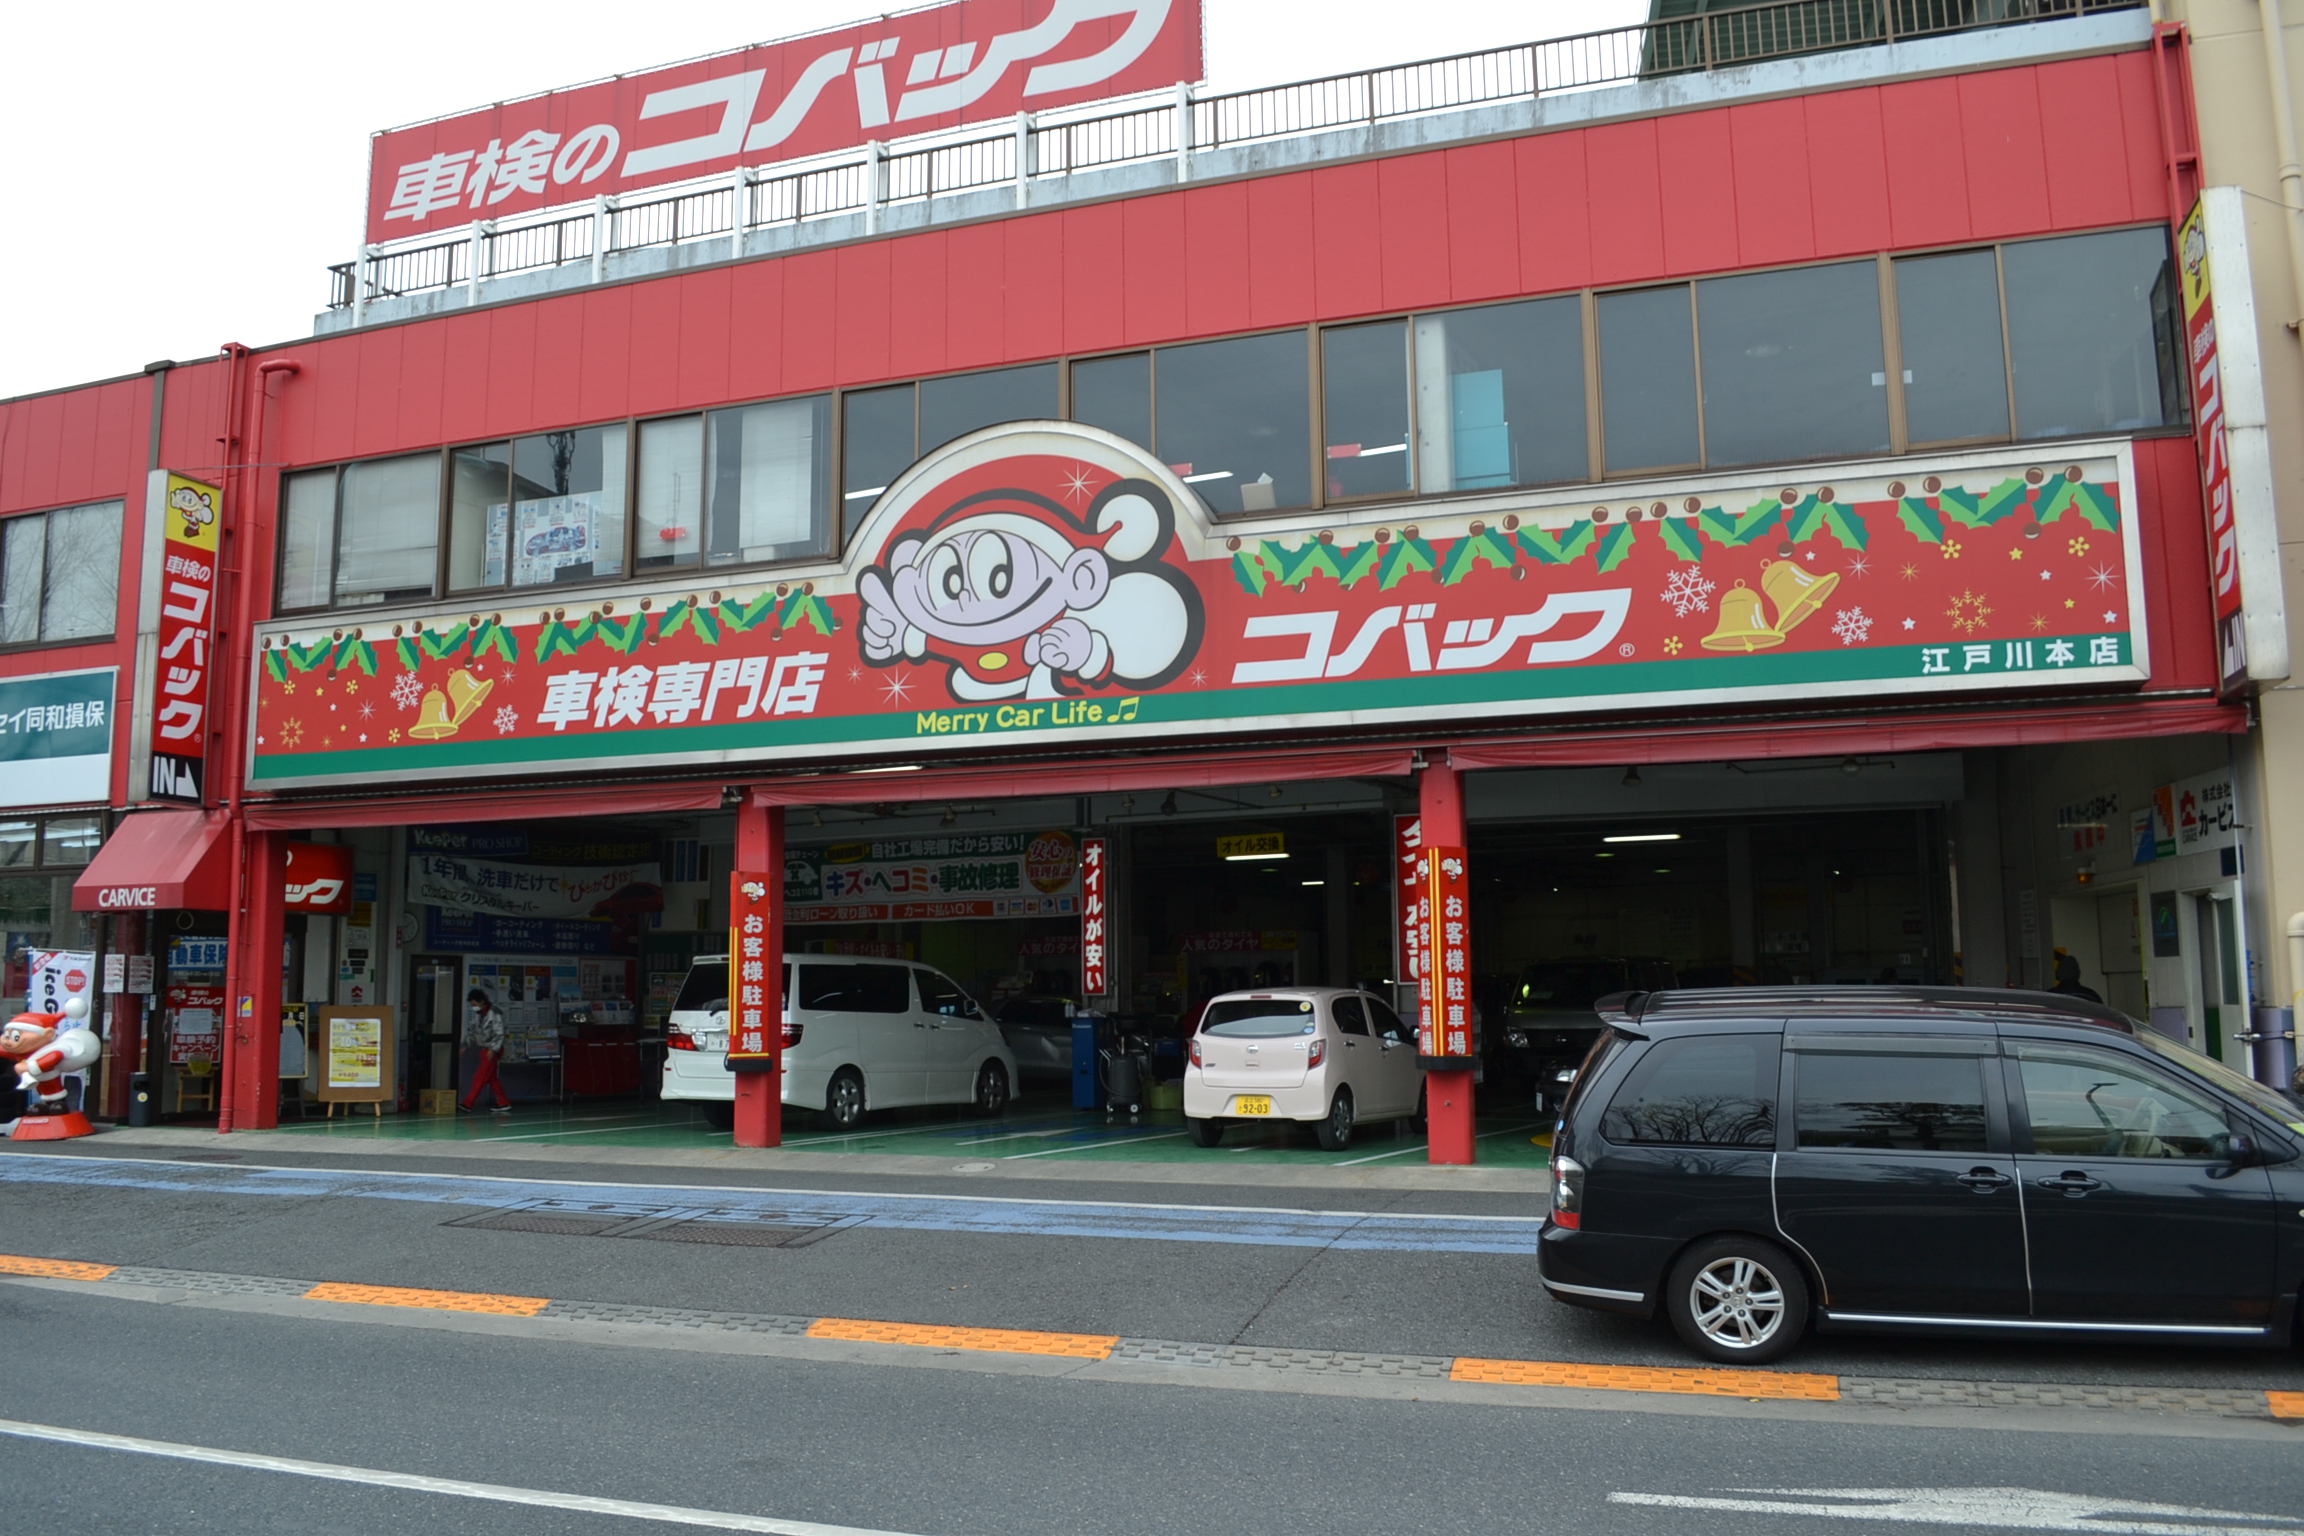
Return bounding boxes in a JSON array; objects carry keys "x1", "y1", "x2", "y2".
[{"x1": 366, "y1": 0, "x2": 1203, "y2": 244}]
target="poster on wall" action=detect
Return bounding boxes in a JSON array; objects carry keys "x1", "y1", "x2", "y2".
[
  {"x1": 253, "y1": 428, "x2": 2154, "y2": 792},
  {"x1": 784, "y1": 830, "x2": 1080, "y2": 923},
  {"x1": 166, "y1": 983, "x2": 224, "y2": 1064}
]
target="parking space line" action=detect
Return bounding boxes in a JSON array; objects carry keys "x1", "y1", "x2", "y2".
[
  {"x1": 1333, "y1": 1141, "x2": 1430, "y2": 1166},
  {"x1": 807, "y1": 1317, "x2": 1118, "y2": 1360},
  {"x1": 303, "y1": 1282, "x2": 551, "y2": 1317},
  {"x1": 0, "y1": 1254, "x2": 116, "y2": 1281},
  {"x1": 2269, "y1": 1391, "x2": 2304, "y2": 1419},
  {"x1": 1450, "y1": 1356, "x2": 1841, "y2": 1400},
  {"x1": 1002, "y1": 1132, "x2": 1186, "y2": 1160}
]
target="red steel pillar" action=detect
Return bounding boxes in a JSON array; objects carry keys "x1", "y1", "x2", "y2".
[
  {"x1": 103, "y1": 912, "x2": 147, "y2": 1119},
  {"x1": 1421, "y1": 759, "x2": 1476, "y2": 1166},
  {"x1": 220, "y1": 829, "x2": 286, "y2": 1131},
  {"x1": 732, "y1": 796, "x2": 785, "y2": 1149}
]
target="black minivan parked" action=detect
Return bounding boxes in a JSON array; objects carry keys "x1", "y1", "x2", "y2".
[{"x1": 1540, "y1": 987, "x2": 2304, "y2": 1364}]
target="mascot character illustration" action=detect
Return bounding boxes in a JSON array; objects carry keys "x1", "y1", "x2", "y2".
[
  {"x1": 3, "y1": 996, "x2": 101, "y2": 1138},
  {"x1": 168, "y1": 482, "x2": 217, "y2": 541},
  {"x1": 857, "y1": 478, "x2": 1203, "y2": 702}
]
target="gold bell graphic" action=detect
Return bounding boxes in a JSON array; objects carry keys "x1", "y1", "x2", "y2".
[
  {"x1": 1760, "y1": 558, "x2": 1841, "y2": 636},
  {"x1": 1701, "y1": 580, "x2": 1784, "y2": 652},
  {"x1": 406, "y1": 668, "x2": 495, "y2": 741}
]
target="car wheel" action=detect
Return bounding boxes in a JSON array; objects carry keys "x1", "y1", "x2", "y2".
[
  {"x1": 1664, "y1": 1236, "x2": 1810, "y2": 1365},
  {"x1": 700, "y1": 1103, "x2": 735, "y2": 1132},
  {"x1": 1185, "y1": 1116, "x2": 1225, "y2": 1147},
  {"x1": 1314, "y1": 1089, "x2": 1356, "y2": 1151},
  {"x1": 972, "y1": 1061, "x2": 1010, "y2": 1118},
  {"x1": 824, "y1": 1069, "x2": 867, "y2": 1132}
]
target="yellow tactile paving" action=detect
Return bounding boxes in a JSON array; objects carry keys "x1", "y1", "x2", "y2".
[
  {"x1": 0, "y1": 1254, "x2": 117, "y2": 1282},
  {"x1": 808, "y1": 1316, "x2": 1119, "y2": 1360},
  {"x1": 302, "y1": 1281, "x2": 551, "y2": 1317},
  {"x1": 1451, "y1": 1356, "x2": 1842, "y2": 1400},
  {"x1": 2268, "y1": 1391, "x2": 2304, "y2": 1420}
]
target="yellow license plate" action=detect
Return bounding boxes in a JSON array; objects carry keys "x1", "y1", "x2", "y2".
[{"x1": 1234, "y1": 1095, "x2": 1273, "y2": 1116}]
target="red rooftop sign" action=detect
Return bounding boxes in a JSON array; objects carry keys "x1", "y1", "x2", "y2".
[{"x1": 367, "y1": 0, "x2": 1203, "y2": 243}]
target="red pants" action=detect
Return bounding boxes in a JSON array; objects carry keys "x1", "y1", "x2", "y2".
[{"x1": 463, "y1": 1048, "x2": 510, "y2": 1110}]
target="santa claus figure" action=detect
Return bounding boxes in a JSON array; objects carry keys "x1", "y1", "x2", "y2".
[{"x1": 3, "y1": 996, "x2": 101, "y2": 1137}]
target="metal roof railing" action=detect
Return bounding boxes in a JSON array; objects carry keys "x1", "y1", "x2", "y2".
[{"x1": 329, "y1": 0, "x2": 2144, "y2": 315}]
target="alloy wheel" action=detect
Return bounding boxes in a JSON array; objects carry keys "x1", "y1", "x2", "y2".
[{"x1": 1687, "y1": 1255, "x2": 1786, "y2": 1350}]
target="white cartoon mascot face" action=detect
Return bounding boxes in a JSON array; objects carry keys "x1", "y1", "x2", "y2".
[
  {"x1": 857, "y1": 479, "x2": 1202, "y2": 702},
  {"x1": 169, "y1": 484, "x2": 216, "y2": 541}
]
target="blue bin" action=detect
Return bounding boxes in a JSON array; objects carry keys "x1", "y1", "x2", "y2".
[{"x1": 1071, "y1": 1018, "x2": 1105, "y2": 1110}]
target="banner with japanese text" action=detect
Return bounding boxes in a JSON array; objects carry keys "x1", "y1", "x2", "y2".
[
  {"x1": 1079, "y1": 836, "x2": 1108, "y2": 996},
  {"x1": 728, "y1": 871, "x2": 779, "y2": 1064},
  {"x1": 1414, "y1": 847, "x2": 1470, "y2": 1062},
  {"x1": 405, "y1": 853, "x2": 660, "y2": 921},
  {"x1": 784, "y1": 830, "x2": 1080, "y2": 923},
  {"x1": 2177, "y1": 200, "x2": 2248, "y2": 695},
  {"x1": 0, "y1": 668, "x2": 114, "y2": 809},
  {"x1": 150, "y1": 473, "x2": 221, "y2": 803}
]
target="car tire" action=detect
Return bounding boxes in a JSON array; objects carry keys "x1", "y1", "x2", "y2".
[
  {"x1": 1314, "y1": 1089, "x2": 1355, "y2": 1151},
  {"x1": 700, "y1": 1103, "x2": 735, "y2": 1131},
  {"x1": 972, "y1": 1061, "x2": 1010, "y2": 1118},
  {"x1": 1185, "y1": 1116, "x2": 1225, "y2": 1147},
  {"x1": 1663, "y1": 1235, "x2": 1810, "y2": 1365},
  {"x1": 824, "y1": 1069, "x2": 867, "y2": 1132}
]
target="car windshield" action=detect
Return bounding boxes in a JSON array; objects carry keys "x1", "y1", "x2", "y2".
[
  {"x1": 1202, "y1": 998, "x2": 1317, "y2": 1037},
  {"x1": 673, "y1": 959, "x2": 731, "y2": 1014},
  {"x1": 1516, "y1": 962, "x2": 1627, "y2": 1009},
  {"x1": 2136, "y1": 1028, "x2": 2304, "y2": 1134}
]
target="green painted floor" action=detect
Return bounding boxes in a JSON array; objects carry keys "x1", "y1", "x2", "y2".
[{"x1": 250, "y1": 1089, "x2": 1553, "y2": 1169}]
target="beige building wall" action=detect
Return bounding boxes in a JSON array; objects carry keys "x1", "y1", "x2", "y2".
[{"x1": 2166, "y1": 0, "x2": 2304, "y2": 1011}]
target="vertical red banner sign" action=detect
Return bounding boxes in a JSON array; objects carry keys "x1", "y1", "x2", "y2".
[
  {"x1": 150, "y1": 472, "x2": 221, "y2": 802},
  {"x1": 1418, "y1": 846, "x2": 1471, "y2": 1060},
  {"x1": 2177, "y1": 200, "x2": 2247, "y2": 695},
  {"x1": 1394, "y1": 815, "x2": 1422, "y2": 1018},
  {"x1": 1079, "y1": 836, "x2": 1109, "y2": 998},
  {"x1": 728, "y1": 872, "x2": 779, "y2": 1065}
]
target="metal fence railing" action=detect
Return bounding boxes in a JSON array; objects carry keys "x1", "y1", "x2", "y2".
[{"x1": 330, "y1": 0, "x2": 2143, "y2": 313}]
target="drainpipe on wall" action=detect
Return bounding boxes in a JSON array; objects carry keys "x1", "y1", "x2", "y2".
[{"x1": 2258, "y1": 0, "x2": 2304, "y2": 330}]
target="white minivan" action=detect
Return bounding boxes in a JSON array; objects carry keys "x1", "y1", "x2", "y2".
[{"x1": 660, "y1": 954, "x2": 1016, "y2": 1132}]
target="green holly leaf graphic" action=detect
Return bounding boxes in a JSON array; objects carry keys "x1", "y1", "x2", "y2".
[
  {"x1": 1514, "y1": 522, "x2": 1596, "y2": 565},
  {"x1": 1333, "y1": 542, "x2": 1381, "y2": 589},
  {"x1": 718, "y1": 592, "x2": 778, "y2": 633},
  {"x1": 1438, "y1": 529, "x2": 1516, "y2": 585},
  {"x1": 2039, "y1": 479, "x2": 2120, "y2": 531},
  {"x1": 262, "y1": 650, "x2": 287, "y2": 684},
  {"x1": 1376, "y1": 535, "x2": 1438, "y2": 589},
  {"x1": 1820, "y1": 502, "x2": 1869, "y2": 551},
  {"x1": 419, "y1": 623, "x2": 469, "y2": 661},
  {"x1": 1279, "y1": 540, "x2": 1346, "y2": 587},
  {"x1": 1592, "y1": 522, "x2": 1638, "y2": 574},
  {"x1": 1657, "y1": 518, "x2": 1705, "y2": 562},
  {"x1": 1898, "y1": 498, "x2": 1945, "y2": 543},
  {"x1": 395, "y1": 637, "x2": 422, "y2": 673},
  {"x1": 1231, "y1": 544, "x2": 1281, "y2": 597}
]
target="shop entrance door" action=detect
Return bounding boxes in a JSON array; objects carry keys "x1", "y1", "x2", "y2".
[
  {"x1": 2095, "y1": 891, "x2": 2146, "y2": 1019},
  {"x1": 2195, "y1": 894, "x2": 2244, "y2": 1063},
  {"x1": 407, "y1": 956, "x2": 462, "y2": 1097}
]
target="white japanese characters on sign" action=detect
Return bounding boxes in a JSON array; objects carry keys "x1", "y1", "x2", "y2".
[{"x1": 1079, "y1": 836, "x2": 1108, "y2": 997}]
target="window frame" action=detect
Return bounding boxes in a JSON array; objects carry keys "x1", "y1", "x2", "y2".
[
  {"x1": 0, "y1": 499, "x2": 128, "y2": 650},
  {"x1": 0, "y1": 809, "x2": 111, "y2": 873}
]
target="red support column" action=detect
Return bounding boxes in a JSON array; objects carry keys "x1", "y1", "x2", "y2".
[
  {"x1": 104, "y1": 912, "x2": 146, "y2": 1120},
  {"x1": 732, "y1": 796, "x2": 785, "y2": 1149},
  {"x1": 1421, "y1": 760, "x2": 1476, "y2": 1166},
  {"x1": 220, "y1": 828, "x2": 286, "y2": 1132}
]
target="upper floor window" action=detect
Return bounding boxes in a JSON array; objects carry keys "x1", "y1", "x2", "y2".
[
  {"x1": 0, "y1": 500, "x2": 124, "y2": 646},
  {"x1": 1413, "y1": 296, "x2": 1587, "y2": 494},
  {"x1": 1159, "y1": 330, "x2": 1311, "y2": 516},
  {"x1": 640, "y1": 400, "x2": 827, "y2": 572}
]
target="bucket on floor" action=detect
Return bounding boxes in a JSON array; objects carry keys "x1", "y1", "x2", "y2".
[
  {"x1": 1146, "y1": 1081, "x2": 1182, "y2": 1112},
  {"x1": 418, "y1": 1089, "x2": 457, "y2": 1116}
]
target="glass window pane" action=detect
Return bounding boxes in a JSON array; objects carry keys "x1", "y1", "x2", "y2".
[
  {"x1": 335, "y1": 453, "x2": 441, "y2": 607},
  {"x1": 510, "y1": 426, "x2": 628, "y2": 586},
  {"x1": 446, "y1": 443, "x2": 511, "y2": 594},
  {"x1": 1794, "y1": 1051, "x2": 1988, "y2": 1152},
  {"x1": 636, "y1": 416, "x2": 703, "y2": 572},
  {"x1": 1599, "y1": 286, "x2": 1700, "y2": 473},
  {"x1": 38, "y1": 502, "x2": 122, "y2": 642},
  {"x1": 2004, "y1": 229, "x2": 2185, "y2": 439},
  {"x1": 1322, "y1": 321, "x2": 1411, "y2": 500},
  {"x1": 1697, "y1": 262, "x2": 1889, "y2": 467},
  {"x1": 1894, "y1": 251, "x2": 2009, "y2": 443},
  {"x1": 278, "y1": 470, "x2": 338, "y2": 611},
  {"x1": 1601, "y1": 1034, "x2": 1779, "y2": 1146},
  {"x1": 1414, "y1": 298, "x2": 1587, "y2": 493},
  {"x1": 705, "y1": 397, "x2": 830, "y2": 566},
  {"x1": 919, "y1": 364, "x2": 1059, "y2": 454},
  {"x1": 2017, "y1": 1046, "x2": 2233, "y2": 1159},
  {"x1": 1072, "y1": 353, "x2": 1151, "y2": 447},
  {"x1": 39, "y1": 815, "x2": 100, "y2": 868},
  {"x1": 1155, "y1": 330, "x2": 1310, "y2": 516},
  {"x1": 2, "y1": 515, "x2": 46, "y2": 644},
  {"x1": 843, "y1": 385, "x2": 916, "y2": 521},
  {"x1": 0, "y1": 820, "x2": 33, "y2": 868}
]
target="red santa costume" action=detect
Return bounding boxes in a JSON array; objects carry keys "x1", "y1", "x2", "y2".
[{"x1": 3, "y1": 997, "x2": 101, "y2": 1117}]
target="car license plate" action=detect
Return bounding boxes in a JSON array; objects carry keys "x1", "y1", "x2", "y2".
[{"x1": 1235, "y1": 1095, "x2": 1273, "y2": 1116}]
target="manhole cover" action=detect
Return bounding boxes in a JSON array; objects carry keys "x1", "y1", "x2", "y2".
[
  {"x1": 449, "y1": 1210, "x2": 629, "y2": 1237},
  {"x1": 952, "y1": 1162, "x2": 995, "y2": 1173},
  {"x1": 634, "y1": 1222, "x2": 819, "y2": 1248}
]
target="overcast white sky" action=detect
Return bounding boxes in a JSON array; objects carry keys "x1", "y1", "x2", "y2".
[{"x1": 0, "y1": 2, "x2": 1640, "y2": 401}]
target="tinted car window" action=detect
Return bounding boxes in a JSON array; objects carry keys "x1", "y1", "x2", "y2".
[
  {"x1": 1203, "y1": 998, "x2": 1316, "y2": 1038},
  {"x1": 1331, "y1": 996, "x2": 1371, "y2": 1036},
  {"x1": 2016, "y1": 1045, "x2": 2233, "y2": 1160},
  {"x1": 797, "y1": 963, "x2": 911, "y2": 1013},
  {"x1": 1795, "y1": 1051, "x2": 1988, "y2": 1153},
  {"x1": 1600, "y1": 1034, "x2": 1777, "y2": 1146},
  {"x1": 915, "y1": 969, "x2": 978, "y2": 1018},
  {"x1": 1515, "y1": 962, "x2": 1629, "y2": 1009},
  {"x1": 1366, "y1": 997, "x2": 1410, "y2": 1044},
  {"x1": 673, "y1": 960, "x2": 732, "y2": 1014}
]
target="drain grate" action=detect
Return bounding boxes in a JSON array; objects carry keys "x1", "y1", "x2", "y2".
[
  {"x1": 634, "y1": 1222, "x2": 821, "y2": 1248},
  {"x1": 450, "y1": 1211, "x2": 632, "y2": 1238},
  {"x1": 444, "y1": 1202, "x2": 861, "y2": 1250}
]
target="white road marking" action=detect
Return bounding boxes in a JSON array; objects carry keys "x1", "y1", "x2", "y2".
[
  {"x1": 0, "y1": 1416, "x2": 925, "y2": 1535},
  {"x1": 1608, "y1": 1485, "x2": 2304, "y2": 1534},
  {"x1": 1003, "y1": 1132, "x2": 1187, "y2": 1159}
]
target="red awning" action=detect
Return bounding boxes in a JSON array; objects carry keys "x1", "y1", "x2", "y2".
[
  {"x1": 744, "y1": 746, "x2": 1419, "y2": 806},
  {"x1": 72, "y1": 809, "x2": 233, "y2": 913},
  {"x1": 241, "y1": 782, "x2": 728, "y2": 831}
]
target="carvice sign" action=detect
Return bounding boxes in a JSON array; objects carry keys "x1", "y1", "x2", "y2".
[{"x1": 368, "y1": 0, "x2": 1203, "y2": 242}]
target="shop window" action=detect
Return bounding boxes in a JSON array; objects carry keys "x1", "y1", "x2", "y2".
[
  {"x1": 1413, "y1": 297, "x2": 1587, "y2": 494},
  {"x1": 509, "y1": 426, "x2": 629, "y2": 586},
  {"x1": 1321, "y1": 321, "x2": 1412, "y2": 501},
  {"x1": 334, "y1": 453, "x2": 441, "y2": 607},
  {"x1": 705, "y1": 398, "x2": 831, "y2": 566},
  {"x1": 278, "y1": 470, "x2": 338, "y2": 612},
  {"x1": 637, "y1": 415, "x2": 705, "y2": 571},
  {"x1": 1600, "y1": 1034, "x2": 1778, "y2": 1146},
  {"x1": 919, "y1": 364, "x2": 1059, "y2": 455},
  {"x1": 1598, "y1": 286, "x2": 1700, "y2": 473},
  {"x1": 0, "y1": 819, "x2": 32, "y2": 869},
  {"x1": 1894, "y1": 250, "x2": 2011, "y2": 445},
  {"x1": 0, "y1": 500, "x2": 124, "y2": 645},
  {"x1": 2003, "y1": 228, "x2": 2185, "y2": 440},
  {"x1": 843, "y1": 384, "x2": 918, "y2": 520},
  {"x1": 1794, "y1": 1051, "x2": 1988, "y2": 1153},
  {"x1": 38, "y1": 816, "x2": 101, "y2": 867},
  {"x1": 1156, "y1": 330, "x2": 1310, "y2": 516},
  {"x1": 446, "y1": 442, "x2": 512, "y2": 594},
  {"x1": 1698, "y1": 261, "x2": 1890, "y2": 467},
  {"x1": 1072, "y1": 352, "x2": 1151, "y2": 448}
]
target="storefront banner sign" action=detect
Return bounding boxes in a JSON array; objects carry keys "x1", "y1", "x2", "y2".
[
  {"x1": 1393, "y1": 815, "x2": 1421, "y2": 1003},
  {"x1": 2178, "y1": 201, "x2": 2249, "y2": 695},
  {"x1": 728, "y1": 871, "x2": 778, "y2": 1063},
  {"x1": 1179, "y1": 931, "x2": 1295, "y2": 953},
  {"x1": 251, "y1": 428, "x2": 2151, "y2": 790},
  {"x1": 422, "y1": 908, "x2": 621, "y2": 956},
  {"x1": 0, "y1": 668, "x2": 115, "y2": 810},
  {"x1": 410, "y1": 826, "x2": 659, "y2": 863},
  {"x1": 784, "y1": 830, "x2": 1078, "y2": 923},
  {"x1": 166, "y1": 983, "x2": 223, "y2": 1064},
  {"x1": 366, "y1": 0, "x2": 1204, "y2": 242},
  {"x1": 149, "y1": 473, "x2": 222, "y2": 803},
  {"x1": 167, "y1": 936, "x2": 227, "y2": 972},
  {"x1": 284, "y1": 842, "x2": 355, "y2": 913},
  {"x1": 406, "y1": 854, "x2": 661, "y2": 920},
  {"x1": 27, "y1": 950, "x2": 95, "y2": 1014},
  {"x1": 1415, "y1": 847, "x2": 1470, "y2": 1060},
  {"x1": 2055, "y1": 789, "x2": 2119, "y2": 866},
  {"x1": 2171, "y1": 771, "x2": 2236, "y2": 854},
  {"x1": 1079, "y1": 836, "x2": 1108, "y2": 997}
]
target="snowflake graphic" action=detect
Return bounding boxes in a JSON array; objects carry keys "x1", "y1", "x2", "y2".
[
  {"x1": 391, "y1": 674, "x2": 424, "y2": 711},
  {"x1": 1829, "y1": 607, "x2": 1873, "y2": 647},
  {"x1": 2068, "y1": 535, "x2": 2091, "y2": 557},
  {"x1": 387, "y1": 728, "x2": 401, "y2": 744},
  {"x1": 880, "y1": 669, "x2": 915, "y2": 705},
  {"x1": 2087, "y1": 562, "x2": 2120, "y2": 592},
  {"x1": 494, "y1": 706, "x2": 519, "y2": 735},
  {"x1": 1941, "y1": 539, "x2": 1963, "y2": 560},
  {"x1": 1660, "y1": 565, "x2": 1717, "y2": 618},
  {"x1": 358, "y1": 701, "x2": 375, "y2": 721},
  {"x1": 497, "y1": 667, "x2": 516, "y2": 687},
  {"x1": 1847, "y1": 556, "x2": 1870, "y2": 579},
  {"x1": 1662, "y1": 636, "x2": 1683, "y2": 656},
  {"x1": 342, "y1": 677, "x2": 360, "y2": 695},
  {"x1": 1899, "y1": 563, "x2": 1920, "y2": 582},
  {"x1": 279, "y1": 718, "x2": 304, "y2": 749},
  {"x1": 2030, "y1": 612, "x2": 2050, "y2": 632},
  {"x1": 1946, "y1": 590, "x2": 1993, "y2": 635}
]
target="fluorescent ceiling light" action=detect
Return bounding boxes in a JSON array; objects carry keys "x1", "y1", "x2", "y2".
[
  {"x1": 1224, "y1": 851, "x2": 1290, "y2": 861},
  {"x1": 1301, "y1": 879, "x2": 1325, "y2": 886},
  {"x1": 1182, "y1": 469, "x2": 1234, "y2": 483},
  {"x1": 1603, "y1": 833, "x2": 1680, "y2": 843},
  {"x1": 848, "y1": 764, "x2": 922, "y2": 775},
  {"x1": 843, "y1": 486, "x2": 888, "y2": 500}
]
